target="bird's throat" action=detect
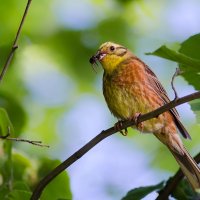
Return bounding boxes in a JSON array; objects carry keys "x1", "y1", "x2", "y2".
[{"x1": 101, "y1": 56, "x2": 124, "y2": 75}]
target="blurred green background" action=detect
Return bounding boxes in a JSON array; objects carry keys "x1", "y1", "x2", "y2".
[{"x1": 0, "y1": 0, "x2": 200, "y2": 199}]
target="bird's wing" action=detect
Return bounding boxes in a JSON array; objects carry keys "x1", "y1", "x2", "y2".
[{"x1": 144, "y1": 64, "x2": 191, "y2": 139}]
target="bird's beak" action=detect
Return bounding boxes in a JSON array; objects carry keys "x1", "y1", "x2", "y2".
[{"x1": 89, "y1": 51, "x2": 106, "y2": 65}]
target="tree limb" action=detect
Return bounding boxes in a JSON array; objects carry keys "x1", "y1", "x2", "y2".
[
  {"x1": 0, "y1": 0, "x2": 33, "y2": 82},
  {"x1": 30, "y1": 91, "x2": 200, "y2": 200}
]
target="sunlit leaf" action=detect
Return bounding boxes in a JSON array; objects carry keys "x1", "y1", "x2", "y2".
[
  {"x1": 146, "y1": 34, "x2": 200, "y2": 90},
  {"x1": 146, "y1": 45, "x2": 200, "y2": 69},
  {"x1": 180, "y1": 34, "x2": 200, "y2": 61},
  {"x1": 179, "y1": 34, "x2": 200, "y2": 90}
]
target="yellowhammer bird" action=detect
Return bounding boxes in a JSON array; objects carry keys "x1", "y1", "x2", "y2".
[{"x1": 90, "y1": 42, "x2": 200, "y2": 190}]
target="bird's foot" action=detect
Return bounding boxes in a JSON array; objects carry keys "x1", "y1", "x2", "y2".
[
  {"x1": 131, "y1": 112, "x2": 144, "y2": 132},
  {"x1": 114, "y1": 120, "x2": 128, "y2": 136}
]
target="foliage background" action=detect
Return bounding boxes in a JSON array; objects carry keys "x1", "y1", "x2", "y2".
[{"x1": 0, "y1": 0, "x2": 200, "y2": 199}]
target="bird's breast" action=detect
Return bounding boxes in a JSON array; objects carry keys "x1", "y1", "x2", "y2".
[
  {"x1": 103, "y1": 75, "x2": 146, "y2": 119},
  {"x1": 103, "y1": 78, "x2": 176, "y2": 134}
]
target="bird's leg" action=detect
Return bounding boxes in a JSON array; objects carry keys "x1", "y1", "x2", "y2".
[
  {"x1": 131, "y1": 112, "x2": 144, "y2": 132},
  {"x1": 121, "y1": 128, "x2": 128, "y2": 136},
  {"x1": 114, "y1": 120, "x2": 128, "y2": 136}
]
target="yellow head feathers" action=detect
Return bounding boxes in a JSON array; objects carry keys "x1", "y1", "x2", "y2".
[{"x1": 90, "y1": 42, "x2": 129, "y2": 74}]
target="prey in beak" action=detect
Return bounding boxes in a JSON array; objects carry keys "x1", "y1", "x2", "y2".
[
  {"x1": 89, "y1": 51, "x2": 106, "y2": 72},
  {"x1": 89, "y1": 55, "x2": 98, "y2": 65},
  {"x1": 89, "y1": 55, "x2": 98, "y2": 72}
]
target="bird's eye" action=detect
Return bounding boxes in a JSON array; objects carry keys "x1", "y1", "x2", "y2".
[{"x1": 110, "y1": 46, "x2": 115, "y2": 51}]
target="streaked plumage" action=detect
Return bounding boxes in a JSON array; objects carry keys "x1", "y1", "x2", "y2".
[{"x1": 90, "y1": 42, "x2": 200, "y2": 190}]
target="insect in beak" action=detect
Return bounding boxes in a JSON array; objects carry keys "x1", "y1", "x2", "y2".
[
  {"x1": 89, "y1": 51, "x2": 106, "y2": 72},
  {"x1": 89, "y1": 55, "x2": 98, "y2": 72},
  {"x1": 89, "y1": 55, "x2": 98, "y2": 65}
]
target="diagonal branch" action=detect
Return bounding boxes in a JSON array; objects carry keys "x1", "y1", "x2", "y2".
[
  {"x1": 0, "y1": 0, "x2": 33, "y2": 82},
  {"x1": 30, "y1": 91, "x2": 200, "y2": 200}
]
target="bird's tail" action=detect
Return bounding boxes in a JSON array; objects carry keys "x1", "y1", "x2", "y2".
[{"x1": 168, "y1": 146, "x2": 200, "y2": 190}]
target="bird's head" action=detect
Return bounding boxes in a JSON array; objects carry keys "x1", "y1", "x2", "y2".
[{"x1": 90, "y1": 42, "x2": 129, "y2": 74}]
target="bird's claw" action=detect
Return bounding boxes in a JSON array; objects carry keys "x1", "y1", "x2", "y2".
[
  {"x1": 131, "y1": 112, "x2": 144, "y2": 132},
  {"x1": 121, "y1": 128, "x2": 128, "y2": 136},
  {"x1": 114, "y1": 120, "x2": 128, "y2": 136}
]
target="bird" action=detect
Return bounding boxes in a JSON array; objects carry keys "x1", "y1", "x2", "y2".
[{"x1": 89, "y1": 42, "x2": 200, "y2": 190}]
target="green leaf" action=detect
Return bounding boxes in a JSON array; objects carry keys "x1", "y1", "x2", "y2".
[
  {"x1": 146, "y1": 34, "x2": 200, "y2": 90},
  {"x1": 0, "y1": 181, "x2": 31, "y2": 200},
  {"x1": 6, "y1": 190, "x2": 32, "y2": 200},
  {"x1": 172, "y1": 179, "x2": 200, "y2": 200},
  {"x1": 146, "y1": 45, "x2": 200, "y2": 69},
  {"x1": 190, "y1": 99, "x2": 200, "y2": 123},
  {"x1": 0, "y1": 184, "x2": 10, "y2": 200},
  {"x1": 0, "y1": 91, "x2": 26, "y2": 136},
  {"x1": 12, "y1": 181, "x2": 30, "y2": 191},
  {"x1": 38, "y1": 158, "x2": 72, "y2": 200},
  {"x1": 190, "y1": 100, "x2": 200, "y2": 111},
  {"x1": 0, "y1": 107, "x2": 14, "y2": 137},
  {"x1": 0, "y1": 108, "x2": 13, "y2": 186},
  {"x1": 180, "y1": 34, "x2": 200, "y2": 61},
  {"x1": 121, "y1": 182, "x2": 164, "y2": 200},
  {"x1": 12, "y1": 151, "x2": 37, "y2": 185},
  {"x1": 179, "y1": 34, "x2": 200, "y2": 90}
]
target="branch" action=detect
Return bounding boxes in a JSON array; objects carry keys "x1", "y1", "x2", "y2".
[
  {"x1": 0, "y1": 0, "x2": 33, "y2": 82},
  {"x1": 171, "y1": 68, "x2": 182, "y2": 99},
  {"x1": 30, "y1": 91, "x2": 200, "y2": 200},
  {"x1": 156, "y1": 152, "x2": 200, "y2": 200}
]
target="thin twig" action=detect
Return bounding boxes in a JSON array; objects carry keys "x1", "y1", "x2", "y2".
[
  {"x1": 156, "y1": 152, "x2": 200, "y2": 200},
  {"x1": 30, "y1": 91, "x2": 200, "y2": 200},
  {"x1": 0, "y1": 127, "x2": 49, "y2": 147},
  {"x1": 5, "y1": 137, "x2": 49, "y2": 148},
  {"x1": 0, "y1": 0, "x2": 33, "y2": 82},
  {"x1": 171, "y1": 68, "x2": 182, "y2": 99}
]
